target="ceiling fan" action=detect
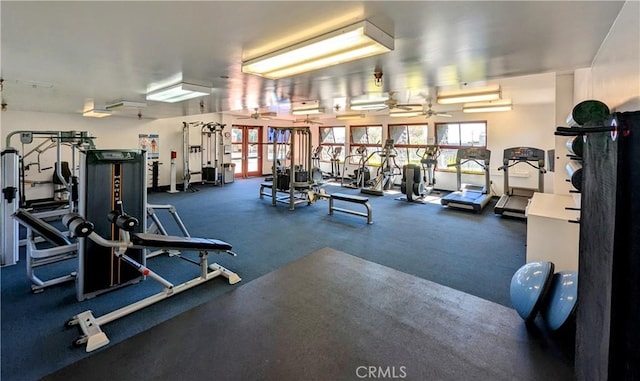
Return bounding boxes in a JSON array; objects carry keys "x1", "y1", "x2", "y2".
[
  {"x1": 423, "y1": 101, "x2": 452, "y2": 118},
  {"x1": 293, "y1": 115, "x2": 323, "y2": 125},
  {"x1": 236, "y1": 108, "x2": 277, "y2": 120},
  {"x1": 384, "y1": 91, "x2": 422, "y2": 111}
]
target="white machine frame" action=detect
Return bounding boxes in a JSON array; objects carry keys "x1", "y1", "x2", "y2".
[{"x1": 67, "y1": 228, "x2": 240, "y2": 352}]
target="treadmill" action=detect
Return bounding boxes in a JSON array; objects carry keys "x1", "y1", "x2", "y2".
[
  {"x1": 441, "y1": 147, "x2": 492, "y2": 213},
  {"x1": 494, "y1": 147, "x2": 546, "y2": 218}
]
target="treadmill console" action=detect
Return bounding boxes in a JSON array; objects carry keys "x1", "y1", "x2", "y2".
[
  {"x1": 503, "y1": 147, "x2": 545, "y2": 163},
  {"x1": 458, "y1": 147, "x2": 490, "y2": 161}
]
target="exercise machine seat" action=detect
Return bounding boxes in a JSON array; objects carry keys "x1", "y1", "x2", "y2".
[
  {"x1": 330, "y1": 193, "x2": 369, "y2": 204},
  {"x1": 53, "y1": 161, "x2": 72, "y2": 185},
  {"x1": 13, "y1": 209, "x2": 72, "y2": 247},
  {"x1": 130, "y1": 233, "x2": 232, "y2": 251}
]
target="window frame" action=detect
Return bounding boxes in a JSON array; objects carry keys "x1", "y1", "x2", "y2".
[
  {"x1": 387, "y1": 123, "x2": 431, "y2": 168},
  {"x1": 348, "y1": 124, "x2": 383, "y2": 166},
  {"x1": 265, "y1": 126, "x2": 291, "y2": 162},
  {"x1": 318, "y1": 126, "x2": 346, "y2": 163},
  {"x1": 435, "y1": 121, "x2": 488, "y2": 174}
]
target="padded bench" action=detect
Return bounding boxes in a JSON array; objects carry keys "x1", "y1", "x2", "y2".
[
  {"x1": 328, "y1": 193, "x2": 373, "y2": 224},
  {"x1": 259, "y1": 182, "x2": 272, "y2": 198}
]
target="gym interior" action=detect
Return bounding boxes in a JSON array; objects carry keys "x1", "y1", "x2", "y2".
[{"x1": 1, "y1": 2, "x2": 639, "y2": 380}]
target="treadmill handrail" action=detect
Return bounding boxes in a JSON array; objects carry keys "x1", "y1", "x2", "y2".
[
  {"x1": 500, "y1": 148, "x2": 546, "y2": 199},
  {"x1": 499, "y1": 160, "x2": 546, "y2": 173},
  {"x1": 449, "y1": 158, "x2": 489, "y2": 170}
]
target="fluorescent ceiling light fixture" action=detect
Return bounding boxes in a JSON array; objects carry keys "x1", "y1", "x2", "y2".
[
  {"x1": 350, "y1": 101, "x2": 388, "y2": 111},
  {"x1": 242, "y1": 20, "x2": 394, "y2": 80},
  {"x1": 336, "y1": 113, "x2": 365, "y2": 120},
  {"x1": 463, "y1": 100, "x2": 513, "y2": 113},
  {"x1": 389, "y1": 110, "x2": 423, "y2": 118},
  {"x1": 437, "y1": 85, "x2": 501, "y2": 104},
  {"x1": 83, "y1": 109, "x2": 112, "y2": 118},
  {"x1": 292, "y1": 107, "x2": 325, "y2": 115},
  {"x1": 106, "y1": 100, "x2": 147, "y2": 109},
  {"x1": 146, "y1": 82, "x2": 211, "y2": 103}
]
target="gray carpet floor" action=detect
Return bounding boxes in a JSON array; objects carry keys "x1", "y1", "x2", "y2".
[{"x1": 44, "y1": 248, "x2": 573, "y2": 381}]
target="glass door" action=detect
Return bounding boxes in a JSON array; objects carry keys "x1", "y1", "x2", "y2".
[{"x1": 231, "y1": 125, "x2": 262, "y2": 178}]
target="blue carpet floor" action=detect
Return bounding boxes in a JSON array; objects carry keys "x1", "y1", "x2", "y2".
[{"x1": 2, "y1": 178, "x2": 532, "y2": 380}]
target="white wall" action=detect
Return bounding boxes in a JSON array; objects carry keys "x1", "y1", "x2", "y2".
[
  {"x1": 4, "y1": 0, "x2": 637, "y2": 198},
  {"x1": 1, "y1": 111, "x2": 163, "y2": 200},
  {"x1": 576, "y1": 1, "x2": 640, "y2": 112},
  {"x1": 315, "y1": 84, "x2": 557, "y2": 195},
  {"x1": 554, "y1": 73, "x2": 578, "y2": 195},
  {"x1": 1, "y1": 80, "x2": 557, "y2": 199}
]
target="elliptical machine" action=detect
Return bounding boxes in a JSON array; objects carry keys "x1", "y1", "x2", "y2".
[
  {"x1": 400, "y1": 145, "x2": 440, "y2": 202},
  {"x1": 361, "y1": 139, "x2": 400, "y2": 196},
  {"x1": 328, "y1": 146, "x2": 342, "y2": 180},
  {"x1": 341, "y1": 145, "x2": 370, "y2": 189}
]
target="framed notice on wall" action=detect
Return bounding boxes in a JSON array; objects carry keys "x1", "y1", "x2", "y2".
[{"x1": 139, "y1": 134, "x2": 159, "y2": 160}]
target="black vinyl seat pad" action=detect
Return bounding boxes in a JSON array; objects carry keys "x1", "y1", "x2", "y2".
[
  {"x1": 330, "y1": 193, "x2": 369, "y2": 203},
  {"x1": 13, "y1": 209, "x2": 72, "y2": 246},
  {"x1": 130, "y1": 233, "x2": 232, "y2": 251}
]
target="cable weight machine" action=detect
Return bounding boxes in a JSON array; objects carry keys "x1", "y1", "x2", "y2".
[
  {"x1": 2, "y1": 130, "x2": 96, "y2": 266},
  {"x1": 201, "y1": 122, "x2": 225, "y2": 186},
  {"x1": 261, "y1": 126, "x2": 316, "y2": 210},
  {"x1": 182, "y1": 121, "x2": 226, "y2": 191}
]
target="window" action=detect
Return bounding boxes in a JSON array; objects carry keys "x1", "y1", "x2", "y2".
[
  {"x1": 266, "y1": 126, "x2": 291, "y2": 161},
  {"x1": 318, "y1": 126, "x2": 346, "y2": 162},
  {"x1": 388, "y1": 123, "x2": 430, "y2": 168},
  {"x1": 436, "y1": 122, "x2": 487, "y2": 174},
  {"x1": 349, "y1": 125, "x2": 383, "y2": 165}
]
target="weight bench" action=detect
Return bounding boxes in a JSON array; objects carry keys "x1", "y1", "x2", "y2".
[
  {"x1": 16, "y1": 206, "x2": 241, "y2": 352},
  {"x1": 259, "y1": 182, "x2": 273, "y2": 198},
  {"x1": 13, "y1": 209, "x2": 77, "y2": 292},
  {"x1": 62, "y1": 208, "x2": 241, "y2": 352},
  {"x1": 328, "y1": 193, "x2": 373, "y2": 224}
]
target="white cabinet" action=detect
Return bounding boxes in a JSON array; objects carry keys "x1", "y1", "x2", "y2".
[{"x1": 526, "y1": 192, "x2": 580, "y2": 271}]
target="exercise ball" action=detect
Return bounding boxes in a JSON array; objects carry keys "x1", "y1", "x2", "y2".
[
  {"x1": 542, "y1": 271, "x2": 578, "y2": 331},
  {"x1": 510, "y1": 261, "x2": 555, "y2": 321}
]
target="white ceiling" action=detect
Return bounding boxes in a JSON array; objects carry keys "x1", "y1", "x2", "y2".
[{"x1": 0, "y1": 1, "x2": 624, "y2": 120}]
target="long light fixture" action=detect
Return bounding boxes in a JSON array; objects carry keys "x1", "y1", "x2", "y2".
[
  {"x1": 336, "y1": 113, "x2": 365, "y2": 120},
  {"x1": 437, "y1": 85, "x2": 501, "y2": 105},
  {"x1": 242, "y1": 20, "x2": 394, "y2": 80},
  {"x1": 106, "y1": 100, "x2": 147, "y2": 109},
  {"x1": 292, "y1": 107, "x2": 325, "y2": 115},
  {"x1": 349, "y1": 101, "x2": 388, "y2": 111},
  {"x1": 83, "y1": 108, "x2": 112, "y2": 118},
  {"x1": 146, "y1": 82, "x2": 211, "y2": 103},
  {"x1": 389, "y1": 110, "x2": 423, "y2": 118},
  {"x1": 463, "y1": 100, "x2": 513, "y2": 113}
]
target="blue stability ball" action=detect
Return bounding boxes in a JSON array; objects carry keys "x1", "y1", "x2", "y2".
[
  {"x1": 510, "y1": 261, "x2": 555, "y2": 321},
  {"x1": 542, "y1": 271, "x2": 578, "y2": 331}
]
